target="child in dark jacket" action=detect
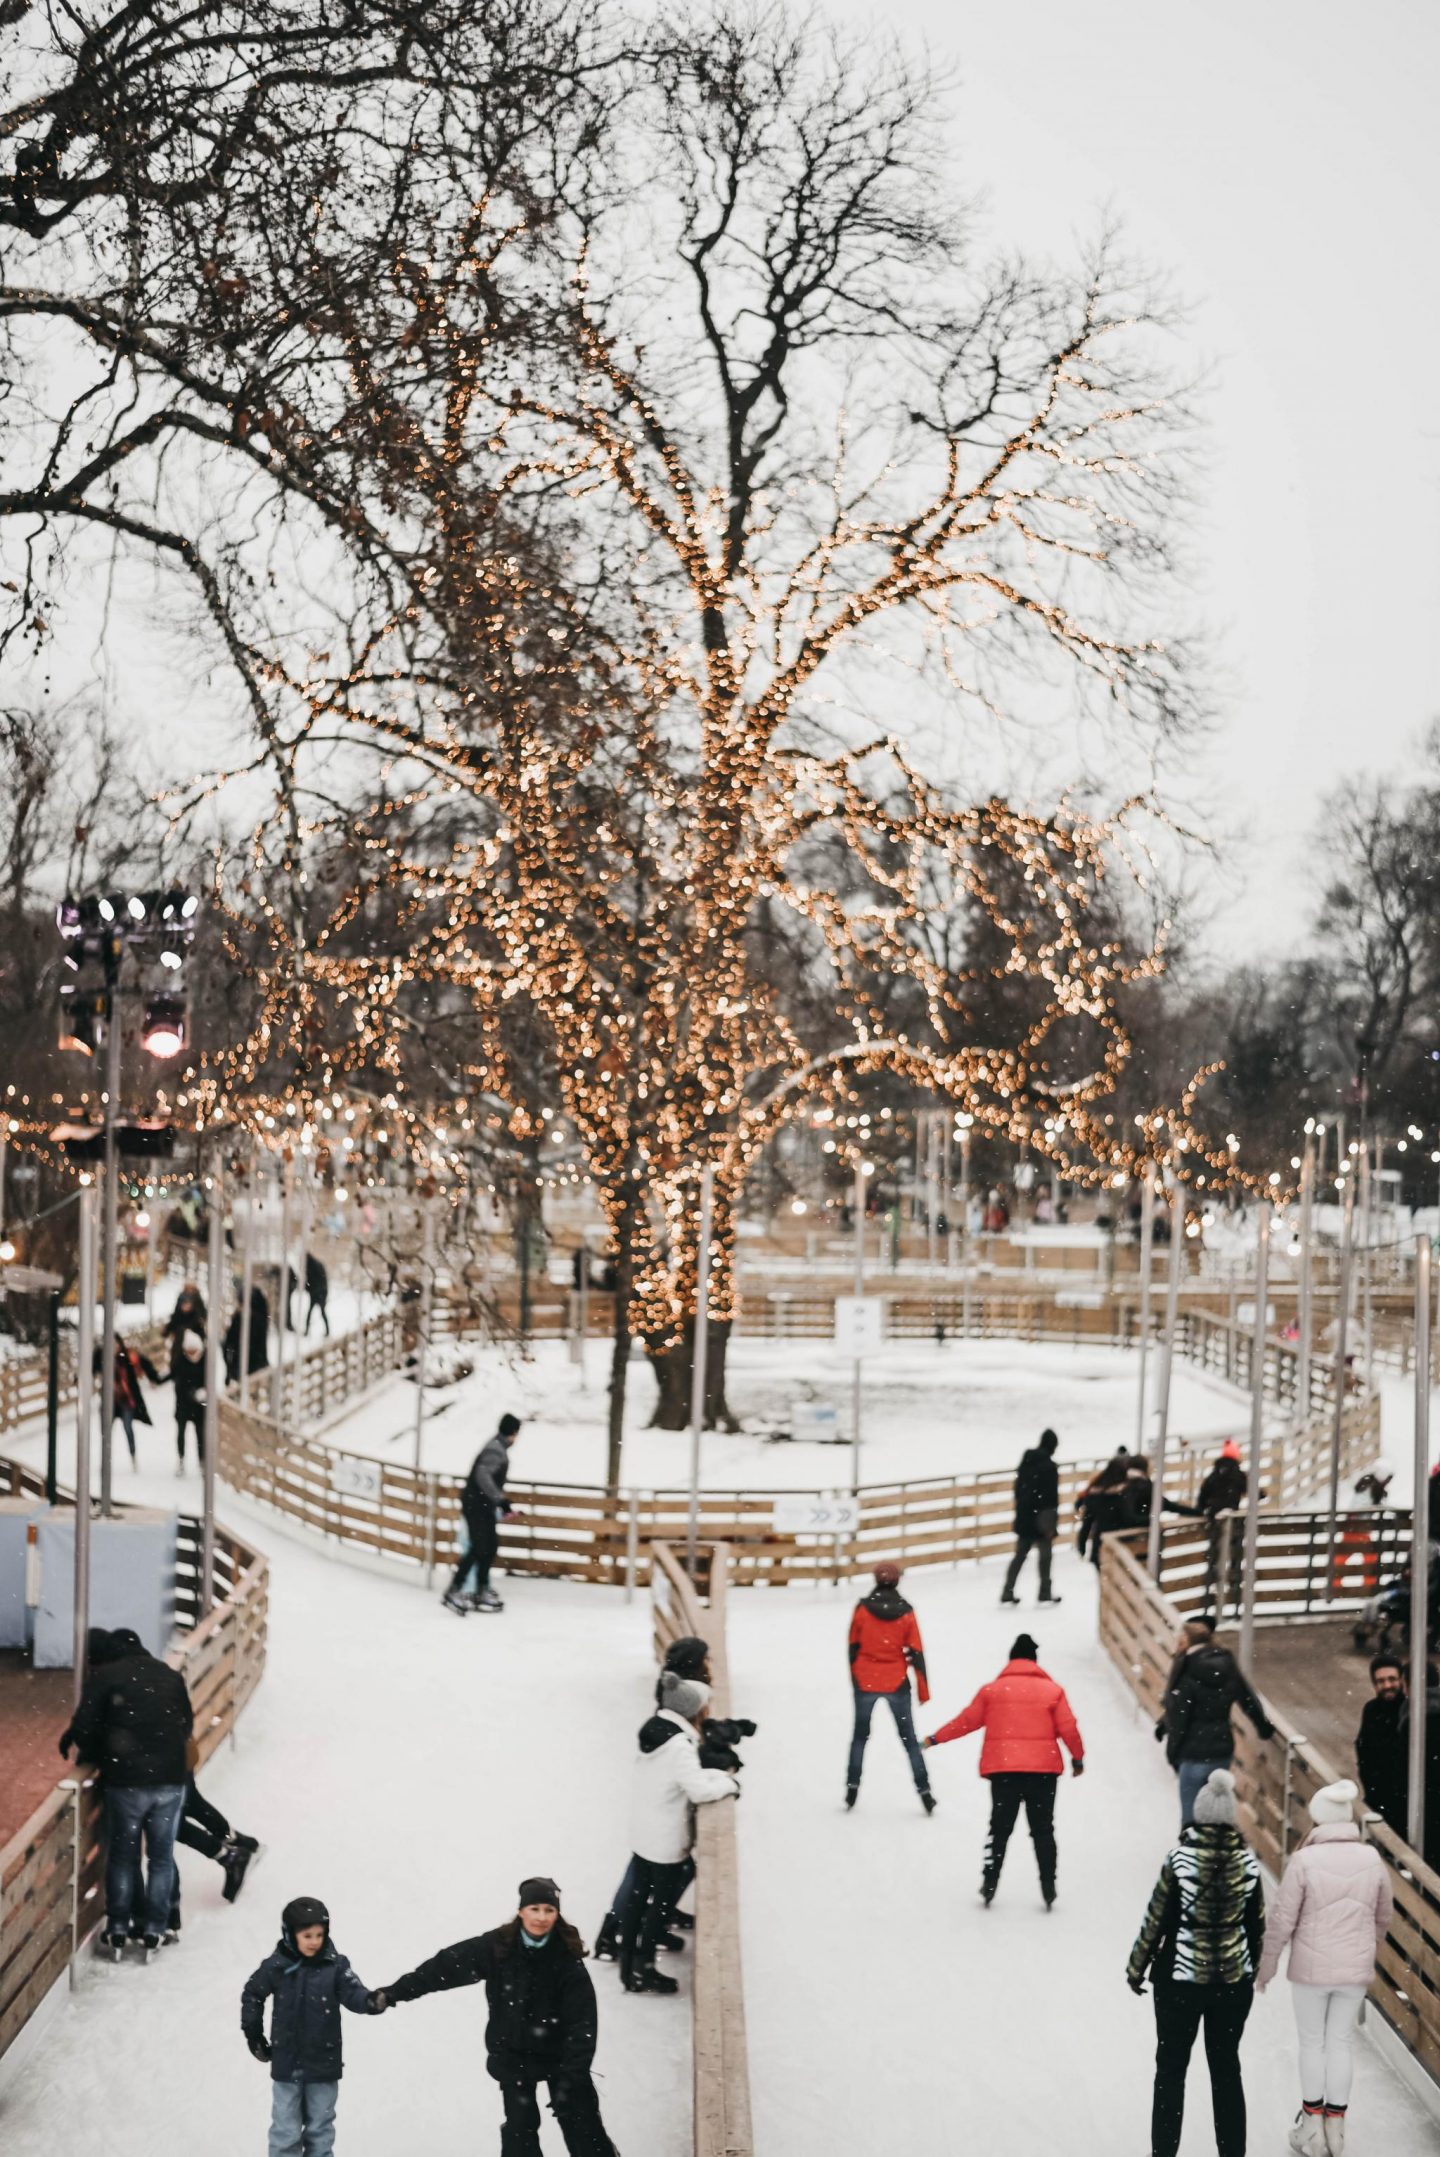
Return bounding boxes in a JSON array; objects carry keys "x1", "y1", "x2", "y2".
[{"x1": 241, "y1": 1896, "x2": 384, "y2": 2154}]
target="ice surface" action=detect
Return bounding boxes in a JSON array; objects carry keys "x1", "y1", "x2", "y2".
[
  {"x1": 327, "y1": 1335, "x2": 1251, "y2": 1492},
  {"x1": 730, "y1": 1549, "x2": 1439, "y2": 2154}
]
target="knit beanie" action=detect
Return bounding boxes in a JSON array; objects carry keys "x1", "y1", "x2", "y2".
[
  {"x1": 873, "y1": 1562, "x2": 902, "y2": 1588},
  {"x1": 1193, "y1": 1768, "x2": 1238, "y2": 1827},
  {"x1": 661, "y1": 1674, "x2": 711, "y2": 1721},
  {"x1": 517, "y1": 1876, "x2": 561, "y2": 1910},
  {"x1": 1309, "y1": 1779, "x2": 1359, "y2": 1827},
  {"x1": 1009, "y1": 1634, "x2": 1040, "y2": 1662},
  {"x1": 663, "y1": 1636, "x2": 710, "y2": 1680}
]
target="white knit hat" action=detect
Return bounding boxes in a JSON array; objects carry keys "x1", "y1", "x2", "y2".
[
  {"x1": 1309, "y1": 1779, "x2": 1358, "y2": 1827},
  {"x1": 661, "y1": 1673, "x2": 711, "y2": 1720},
  {"x1": 1193, "y1": 1768, "x2": 1238, "y2": 1826}
]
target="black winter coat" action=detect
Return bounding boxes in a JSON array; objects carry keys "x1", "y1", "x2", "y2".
[
  {"x1": 241, "y1": 1934, "x2": 376, "y2": 2082},
  {"x1": 1356, "y1": 1694, "x2": 1407, "y2": 1832},
  {"x1": 64, "y1": 1647, "x2": 193, "y2": 1787},
  {"x1": 1197, "y1": 1459, "x2": 1248, "y2": 1517},
  {"x1": 1164, "y1": 1643, "x2": 1273, "y2": 1766},
  {"x1": 463, "y1": 1435, "x2": 511, "y2": 1518},
  {"x1": 1014, "y1": 1447, "x2": 1060, "y2": 1537},
  {"x1": 386, "y1": 1926, "x2": 597, "y2": 2083}
]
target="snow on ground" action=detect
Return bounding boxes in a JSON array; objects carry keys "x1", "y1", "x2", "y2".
[
  {"x1": 730, "y1": 1547, "x2": 1438, "y2": 2155},
  {"x1": 333, "y1": 1335, "x2": 1250, "y2": 1492},
  {"x1": 0, "y1": 1509, "x2": 686, "y2": 2157}
]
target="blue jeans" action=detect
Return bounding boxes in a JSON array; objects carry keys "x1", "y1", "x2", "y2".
[
  {"x1": 104, "y1": 1784, "x2": 184, "y2": 1937},
  {"x1": 269, "y1": 2080, "x2": 338, "y2": 2157},
  {"x1": 848, "y1": 1683, "x2": 930, "y2": 1793},
  {"x1": 1177, "y1": 1757, "x2": 1230, "y2": 1828}
]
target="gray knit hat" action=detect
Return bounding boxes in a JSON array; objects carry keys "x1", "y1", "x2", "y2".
[
  {"x1": 661, "y1": 1673, "x2": 711, "y2": 1721},
  {"x1": 1193, "y1": 1767, "x2": 1238, "y2": 1827}
]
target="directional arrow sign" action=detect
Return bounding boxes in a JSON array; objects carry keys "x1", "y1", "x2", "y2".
[
  {"x1": 833, "y1": 1295, "x2": 884, "y2": 1357},
  {"x1": 771, "y1": 1494, "x2": 861, "y2": 1535}
]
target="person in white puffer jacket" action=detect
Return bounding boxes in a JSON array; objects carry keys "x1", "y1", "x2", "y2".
[
  {"x1": 618, "y1": 1677, "x2": 738, "y2": 1995},
  {"x1": 1256, "y1": 1778, "x2": 1394, "y2": 2157}
]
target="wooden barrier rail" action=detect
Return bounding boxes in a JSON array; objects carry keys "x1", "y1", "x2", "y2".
[
  {"x1": 218, "y1": 1379, "x2": 1379, "y2": 1591},
  {"x1": 650, "y1": 1544, "x2": 753, "y2": 2157},
  {"x1": 0, "y1": 1461, "x2": 268, "y2": 2065},
  {"x1": 1098, "y1": 1526, "x2": 1440, "y2": 2087}
]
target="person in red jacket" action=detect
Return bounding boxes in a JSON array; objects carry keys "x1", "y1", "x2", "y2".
[
  {"x1": 845, "y1": 1563, "x2": 935, "y2": 1814},
  {"x1": 924, "y1": 1632, "x2": 1084, "y2": 1906}
]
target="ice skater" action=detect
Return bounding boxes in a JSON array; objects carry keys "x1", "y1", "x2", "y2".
[
  {"x1": 444, "y1": 1413, "x2": 522, "y2": 1615},
  {"x1": 242, "y1": 1895, "x2": 385, "y2": 2154},
  {"x1": 380, "y1": 1878, "x2": 619, "y2": 2154},
  {"x1": 595, "y1": 1637, "x2": 713, "y2": 1960},
  {"x1": 615, "y1": 1676, "x2": 738, "y2": 1993},
  {"x1": 1000, "y1": 1427, "x2": 1062, "y2": 1606},
  {"x1": 1256, "y1": 1779, "x2": 1392, "y2": 2155},
  {"x1": 169, "y1": 1778, "x2": 260, "y2": 1932},
  {"x1": 1126, "y1": 1768, "x2": 1263, "y2": 2157},
  {"x1": 924, "y1": 1631, "x2": 1083, "y2": 1906},
  {"x1": 844, "y1": 1562, "x2": 935, "y2": 1813}
]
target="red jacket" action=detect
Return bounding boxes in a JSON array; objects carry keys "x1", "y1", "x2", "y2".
[
  {"x1": 929, "y1": 1659, "x2": 1083, "y2": 1775},
  {"x1": 848, "y1": 1591, "x2": 930, "y2": 1703}
]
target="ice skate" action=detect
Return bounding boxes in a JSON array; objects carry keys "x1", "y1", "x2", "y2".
[
  {"x1": 920, "y1": 1791, "x2": 937, "y2": 1815},
  {"x1": 1289, "y1": 2108, "x2": 1326, "y2": 2156},
  {"x1": 844, "y1": 1783, "x2": 859, "y2": 1809},
  {"x1": 593, "y1": 1913, "x2": 621, "y2": 1962},
  {"x1": 472, "y1": 1586, "x2": 504, "y2": 1613},
  {"x1": 97, "y1": 1928, "x2": 130, "y2": 1961},
  {"x1": 221, "y1": 1836, "x2": 260, "y2": 1903},
  {"x1": 1322, "y1": 2111, "x2": 1346, "y2": 2156},
  {"x1": 441, "y1": 1589, "x2": 470, "y2": 1615},
  {"x1": 621, "y1": 1961, "x2": 678, "y2": 1995}
]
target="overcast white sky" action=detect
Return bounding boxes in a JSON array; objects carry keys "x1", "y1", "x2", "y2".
[{"x1": 824, "y1": 0, "x2": 1440, "y2": 958}]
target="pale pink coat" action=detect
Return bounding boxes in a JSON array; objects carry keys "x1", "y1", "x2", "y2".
[{"x1": 1255, "y1": 1822, "x2": 1393, "y2": 1989}]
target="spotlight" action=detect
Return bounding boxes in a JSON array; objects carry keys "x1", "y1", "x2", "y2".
[
  {"x1": 126, "y1": 895, "x2": 147, "y2": 921},
  {"x1": 97, "y1": 897, "x2": 115, "y2": 922},
  {"x1": 140, "y1": 994, "x2": 186, "y2": 1059}
]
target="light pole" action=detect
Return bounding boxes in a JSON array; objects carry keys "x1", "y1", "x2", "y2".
[
  {"x1": 685, "y1": 1164, "x2": 715, "y2": 1580},
  {"x1": 1147, "y1": 1179, "x2": 1186, "y2": 1580},
  {"x1": 1296, "y1": 1128, "x2": 1315, "y2": 1421},
  {"x1": 1135, "y1": 1160, "x2": 1155, "y2": 1451},
  {"x1": 852, "y1": 1153, "x2": 866, "y2": 1496},
  {"x1": 1409, "y1": 1233, "x2": 1431, "y2": 1853},
  {"x1": 98, "y1": 992, "x2": 122, "y2": 1515},
  {"x1": 1239, "y1": 1206, "x2": 1270, "y2": 1671},
  {"x1": 238, "y1": 1150, "x2": 255, "y2": 1412},
  {"x1": 202, "y1": 1165, "x2": 224, "y2": 1615},
  {"x1": 1325, "y1": 1169, "x2": 1355, "y2": 1574},
  {"x1": 73, "y1": 1184, "x2": 97, "y2": 1706},
  {"x1": 413, "y1": 1190, "x2": 436, "y2": 1473}
]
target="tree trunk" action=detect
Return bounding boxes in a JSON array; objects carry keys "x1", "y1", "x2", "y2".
[
  {"x1": 646, "y1": 1317, "x2": 736, "y2": 1431},
  {"x1": 605, "y1": 1203, "x2": 637, "y2": 1494}
]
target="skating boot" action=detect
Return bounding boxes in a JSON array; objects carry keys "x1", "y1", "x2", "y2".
[
  {"x1": 621, "y1": 1961, "x2": 678, "y2": 1995},
  {"x1": 1041, "y1": 1881, "x2": 1056, "y2": 1910},
  {"x1": 844, "y1": 1784, "x2": 859, "y2": 1809},
  {"x1": 1288, "y1": 2107, "x2": 1326, "y2": 2156},
  {"x1": 1037, "y1": 1593, "x2": 1063, "y2": 1606},
  {"x1": 98, "y1": 1928, "x2": 130, "y2": 1961},
  {"x1": 1322, "y1": 2108, "x2": 1346, "y2": 2156},
  {"x1": 593, "y1": 1913, "x2": 622, "y2": 1962},
  {"x1": 980, "y1": 1870, "x2": 998, "y2": 1907},
  {"x1": 441, "y1": 1589, "x2": 470, "y2": 1616},
  {"x1": 656, "y1": 1931, "x2": 685, "y2": 1954},
  {"x1": 472, "y1": 1586, "x2": 504, "y2": 1613},
  {"x1": 220, "y1": 1836, "x2": 259, "y2": 1903},
  {"x1": 670, "y1": 1909, "x2": 695, "y2": 1931},
  {"x1": 920, "y1": 1791, "x2": 937, "y2": 1815},
  {"x1": 139, "y1": 1933, "x2": 165, "y2": 1961}
]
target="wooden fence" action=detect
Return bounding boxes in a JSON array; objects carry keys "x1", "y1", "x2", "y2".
[
  {"x1": 1098, "y1": 1526, "x2": 1440, "y2": 2085},
  {"x1": 240, "y1": 1306, "x2": 402, "y2": 1430},
  {"x1": 0, "y1": 1461, "x2": 268, "y2": 2065},
  {"x1": 650, "y1": 1544, "x2": 753, "y2": 2157},
  {"x1": 217, "y1": 1369, "x2": 1379, "y2": 1591}
]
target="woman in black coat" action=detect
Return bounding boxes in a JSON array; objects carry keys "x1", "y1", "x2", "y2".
[{"x1": 382, "y1": 1878, "x2": 617, "y2": 2156}]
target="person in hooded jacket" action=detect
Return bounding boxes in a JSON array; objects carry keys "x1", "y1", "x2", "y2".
[
  {"x1": 165, "y1": 1280, "x2": 208, "y2": 1342},
  {"x1": 224, "y1": 1279, "x2": 271, "y2": 1384},
  {"x1": 616, "y1": 1676, "x2": 738, "y2": 1992},
  {"x1": 1000, "y1": 1428, "x2": 1063, "y2": 1605},
  {"x1": 923, "y1": 1632, "x2": 1084, "y2": 1906},
  {"x1": 844, "y1": 1562, "x2": 935, "y2": 1812},
  {"x1": 382, "y1": 1878, "x2": 618, "y2": 2156},
  {"x1": 94, "y1": 1338, "x2": 163, "y2": 1469},
  {"x1": 1256, "y1": 1779, "x2": 1393, "y2": 2157},
  {"x1": 444, "y1": 1414, "x2": 522, "y2": 1615},
  {"x1": 1077, "y1": 1452, "x2": 1130, "y2": 1565},
  {"x1": 1160, "y1": 1617, "x2": 1274, "y2": 1827},
  {"x1": 1198, "y1": 1440, "x2": 1249, "y2": 1519},
  {"x1": 1127, "y1": 1768, "x2": 1264, "y2": 2157},
  {"x1": 595, "y1": 1639, "x2": 715, "y2": 1961},
  {"x1": 169, "y1": 1324, "x2": 208, "y2": 1472},
  {"x1": 242, "y1": 1894, "x2": 383, "y2": 2156},
  {"x1": 59, "y1": 1626, "x2": 194, "y2": 1952}
]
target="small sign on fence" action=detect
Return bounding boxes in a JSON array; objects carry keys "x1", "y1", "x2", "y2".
[
  {"x1": 791, "y1": 1401, "x2": 840, "y2": 1439},
  {"x1": 1055, "y1": 1288, "x2": 1103, "y2": 1309},
  {"x1": 771, "y1": 1494, "x2": 861, "y2": 1536},
  {"x1": 329, "y1": 1458, "x2": 381, "y2": 1501},
  {"x1": 833, "y1": 1296, "x2": 884, "y2": 1356}
]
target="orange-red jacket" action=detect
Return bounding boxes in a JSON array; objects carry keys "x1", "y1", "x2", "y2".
[
  {"x1": 848, "y1": 1592, "x2": 930, "y2": 1702},
  {"x1": 929, "y1": 1659, "x2": 1083, "y2": 1775}
]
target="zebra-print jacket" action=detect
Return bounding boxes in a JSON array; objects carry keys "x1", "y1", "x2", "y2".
[{"x1": 1127, "y1": 1824, "x2": 1265, "y2": 1986}]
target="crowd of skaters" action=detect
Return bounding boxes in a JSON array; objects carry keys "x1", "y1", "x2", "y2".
[{"x1": 48, "y1": 1401, "x2": 1409, "y2": 2154}]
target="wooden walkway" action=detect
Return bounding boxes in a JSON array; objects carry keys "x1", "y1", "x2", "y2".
[
  {"x1": 0, "y1": 1653, "x2": 73, "y2": 1844},
  {"x1": 1245, "y1": 1619, "x2": 1372, "y2": 1796}
]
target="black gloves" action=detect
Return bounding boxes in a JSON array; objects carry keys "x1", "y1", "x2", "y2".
[
  {"x1": 1152, "y1": 1719, "x2": 1166, "y2": 1743},
  {"x1": 371, "y1": 1992, "x2": 388, "y2": 2014},
  {"x1": 248, "y1": 2037, "x2": 272, "y2": 2063},
  {"x1": 57, "y1": 1729, "x2": 73, "y2": 1759},
  {"x1": 1127, "y1": 1977, "x2": 1146, "y2": 1997},
  {"x1": 1071, "y1": 1758, "x2": 1085, "y2": 1777}
]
